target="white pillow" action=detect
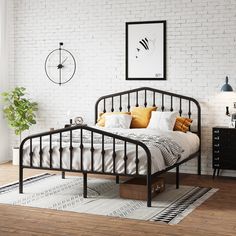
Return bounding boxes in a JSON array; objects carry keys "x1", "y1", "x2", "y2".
[
  {"x1": 104, "y1": 114, "x2": 132, "y2": 129},
  {"x1": 147, "y1": 111, "x2": 178, "y2": 131}
]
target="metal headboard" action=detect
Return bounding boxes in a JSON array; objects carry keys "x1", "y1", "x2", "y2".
[{"x1": 95, "y1": 87, "x2": 201, "y2": 138}]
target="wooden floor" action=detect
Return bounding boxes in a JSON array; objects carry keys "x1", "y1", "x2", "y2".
[{"x1": 0, "y1": 163, "x2": 235, "y2": 236}]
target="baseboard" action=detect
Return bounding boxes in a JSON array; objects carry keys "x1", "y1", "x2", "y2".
[{"x1": 0, "y1": 160, "x2": 12, "y2": 165}]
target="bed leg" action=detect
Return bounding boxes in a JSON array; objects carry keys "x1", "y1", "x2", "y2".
[
  {"x1": 83, "y1": 173, "x2": 87, "y2": 198},
  {"x1": 116, "y1": 175, "x2": 119, "y2": 184},
  {"x1": 19, "y1": 145, "x2": 23, "y2": 194},
  {"x1": 62, "y1": 171, "x2": 65, "y2": 179},
  {"x1": 147, "y1": 174, "x2": 152, "y2": 207},
  {"x1": 19, "y1": 166, "x2": 23, "y2": 194},
  {"x1": 198, "y1": 154, "x2": 201, "y2": 175},
  {"x1": 176, "y1": 166, "x2": 179, "y2": 189}
]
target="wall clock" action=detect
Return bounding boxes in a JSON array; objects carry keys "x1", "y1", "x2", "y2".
[{"x1": 45, "y1": 42, "x2": 76, "y2": 85}]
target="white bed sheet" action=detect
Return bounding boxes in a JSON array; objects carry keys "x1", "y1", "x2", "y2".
[{"x1": 22, "y1": 127, "x2": 199, "y2": 175}]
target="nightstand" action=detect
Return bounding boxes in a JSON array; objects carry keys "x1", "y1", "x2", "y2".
[{"x1": 212, "y1": 126, "x2": 236, "y2": 178}]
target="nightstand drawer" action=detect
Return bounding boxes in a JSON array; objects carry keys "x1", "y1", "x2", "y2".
[
  {"x1": 213, "y1": 129, "x2": 220, "y2": 134},
  {"x1": 213, "y1": 136, "x2": 220, "y2": 141},
  {"x1": 213, "y1": 157, "x2": 220, "y2": 161},
  {"x1": 213, "y1": 150, "x2": 220, "y2": 154},
  {"x1": 213, "y1": 143, "x2": 220, "y2": 148}
]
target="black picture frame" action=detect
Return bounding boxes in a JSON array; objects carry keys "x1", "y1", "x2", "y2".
[{"x1": 126, "y1": 20, "x2": 166, "y2": 80}]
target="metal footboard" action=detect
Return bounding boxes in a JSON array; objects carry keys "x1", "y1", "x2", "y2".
[{"x1": 19, "y1": 125, "x2": 153, "y2": 207}]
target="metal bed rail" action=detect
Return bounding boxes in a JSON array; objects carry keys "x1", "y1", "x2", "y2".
[{"x1": 19, "y1": 125, "x2": 153, "y2": 206}]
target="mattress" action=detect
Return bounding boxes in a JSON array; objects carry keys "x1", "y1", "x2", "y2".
[{"x1": 22, "y1": 127, "x2": 199, "y2": 175}]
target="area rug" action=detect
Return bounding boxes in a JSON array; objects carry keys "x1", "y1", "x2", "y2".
[{"x1": 0, "y1": 173, "x2": 218, "y2": 225}]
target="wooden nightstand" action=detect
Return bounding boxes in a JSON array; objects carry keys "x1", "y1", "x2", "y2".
[{"x1": 212, "y1": 126, "x2": 236, "y2": 178}]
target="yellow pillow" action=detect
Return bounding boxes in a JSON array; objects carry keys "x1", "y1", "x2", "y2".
[
  {"x1": 130, "y1": 107, "x2": 157, "y2": 128},
  {"x1": 97, "y1": 112, "x2": 131, "y2": 127},
  {"x1": 174, "y1": 117, "x2": 193, "y2": 132}
]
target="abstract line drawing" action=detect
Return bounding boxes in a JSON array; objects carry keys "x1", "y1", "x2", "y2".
[
  {"x1": 136, "y1": 37, "x2": 157, "y2": 59},
  {"x1": 126, "y1": 21, "x2": 166, "y2": 80},
  {"x1": 139, "y1": 38, "x2": 149, "y2": 50}
]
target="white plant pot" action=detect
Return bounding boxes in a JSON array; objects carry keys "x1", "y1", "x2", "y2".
[{"x1": 12, "y1": 147, "x2": 20, "y2": 165}]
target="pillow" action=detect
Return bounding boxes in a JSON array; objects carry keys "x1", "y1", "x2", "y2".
[
  {"x1": 130, "y1": 106, "x2": 157, "y2": 128},
  {"x1": 105, "y1": 114, "x2": 132, "y2": 129},
  {"x1": 147, "y1": 111, "x2": 178, "y2": 131},
  {"x1": 174, "y1": 116, "x2": 193, "y2": 132},
  {"x1": 97, "y1": 112, "x2": 131, "y2": 127}
]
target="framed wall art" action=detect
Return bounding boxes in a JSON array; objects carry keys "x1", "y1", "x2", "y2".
[{"x1": 126, "y1": 20, "x2": 166, "y2": 80}]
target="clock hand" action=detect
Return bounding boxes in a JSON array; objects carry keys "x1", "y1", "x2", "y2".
[
  {"x1": 57, "y1": 57, "x2": 68, "y2": 69},
  {"x1": 59, "y1": 66, "x2": 61, "y2": 86},
  {"x1": 61, "y1": 57, "x2": 68, "y2": 65}
]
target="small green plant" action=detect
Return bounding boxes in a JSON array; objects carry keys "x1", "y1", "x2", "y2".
[{"x1": 1, "y1": 87, "x2": 38, "y2": 142}]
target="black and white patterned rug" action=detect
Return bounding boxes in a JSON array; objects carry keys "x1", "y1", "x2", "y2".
[{"x1": 0, "y1": 174, "x2": 218, "y2": 224}]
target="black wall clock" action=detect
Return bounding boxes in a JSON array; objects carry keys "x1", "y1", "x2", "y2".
[{"x1": 45, "y1": 42, "x2": 76, "y2": 86}]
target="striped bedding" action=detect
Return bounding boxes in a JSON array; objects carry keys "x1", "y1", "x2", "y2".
[{"x1": 22, "y1": 128, "x2": 199, "y2": 175}]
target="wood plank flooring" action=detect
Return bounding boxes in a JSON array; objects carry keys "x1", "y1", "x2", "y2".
[{"x1": 0, "y1": 162, "x2": 235, "y2": 236}]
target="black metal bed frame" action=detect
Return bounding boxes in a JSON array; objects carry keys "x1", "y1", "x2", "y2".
[{"x1": 19, "y1": 87, "x2": 201, "y2": 207}]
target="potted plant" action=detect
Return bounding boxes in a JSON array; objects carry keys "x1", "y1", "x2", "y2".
[{"x1": 1, "y1": 87, "x2": 38, "y2": 165}]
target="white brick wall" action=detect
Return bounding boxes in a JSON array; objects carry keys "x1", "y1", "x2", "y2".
[{"x1": 7, "y1": 0, "x2": 236, "y2": 176}]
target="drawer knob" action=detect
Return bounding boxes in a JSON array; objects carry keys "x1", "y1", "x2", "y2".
[
  {"x1": 214, "y1": 130, "x2": 220, "y2": 134},
  {"x1": 214, "y1": 150, "x2": 220, "y2": 154},
  {"x1": 214, "y1": 144, "x2": 220, "y2": 147},
  {"x1": 214, "y1": 136, "x2": 220, "y2": 140}
]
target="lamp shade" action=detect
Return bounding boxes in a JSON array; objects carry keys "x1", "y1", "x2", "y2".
[{"x1": 221, "y1": 76, "x2": 233, "y2": 92}]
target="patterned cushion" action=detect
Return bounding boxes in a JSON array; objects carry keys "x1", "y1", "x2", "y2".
[
  {"x1": 130, "y1": 106, "x2": 157, "y2": 128},
  {"x1": 174, "y1": 117, "x2": 193, "y2": 132}
]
